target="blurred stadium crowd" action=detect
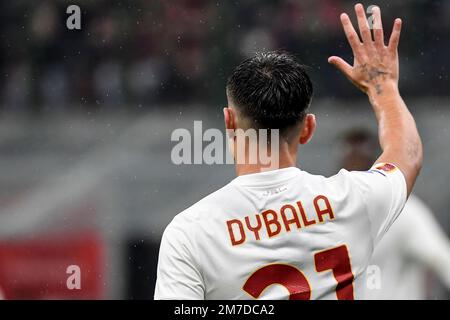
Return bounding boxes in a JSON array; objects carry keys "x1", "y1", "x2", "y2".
[
  {"x1": 0, "y1": 0, "x2": 449, "y2": 112},
  {"x1": 0, "y1": 0, "x2": 448, "y2": 300}
]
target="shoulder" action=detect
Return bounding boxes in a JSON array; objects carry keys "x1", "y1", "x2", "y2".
[
  {"x1": 331, "y1": 165, "x2": 406, "y2": 197},
  {"x1": 304, "y1": 168, "x2": 357, "y2": 185},
  {"x1": 300, "y1": 169, "x2": 357, "y2": 196}
]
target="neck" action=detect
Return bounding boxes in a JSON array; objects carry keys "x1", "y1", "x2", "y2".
[{"x1": 235, "y1": 141, "x2": 298, "y2": 176}]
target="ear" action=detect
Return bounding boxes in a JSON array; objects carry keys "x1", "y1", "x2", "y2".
[
  {"x1": 223, "y1": 107, "x2": 237, "y2": 131},
  {"x1": 299, "y1": 114, "x2": 316, "y2": 145}
]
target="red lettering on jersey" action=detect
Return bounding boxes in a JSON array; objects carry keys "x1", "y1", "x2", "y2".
[
  {"x1": 227, "y1": 195, "x2": 336, "y2": 246},
  {"x1": 227, "y1": 219, "x2": 246, "y2": 246},
  {"x1": 245, "y1": 215, "x2": 263, "y2": 240},
  {"x1": 262, "y1": 210, "x2": 281, "y2": 238},
  {"x1": 313, "y1": 195, "x2": 335, "y2": 223},
  {"x1": 297, "y1": 201, "x2": 316, "y2": 226},
  {"x1": 315, "y1": 245, "x2": 354, "y2": 299},
  {"x1": 280, "y1": 204, "x2": 301, "y2": 232}
]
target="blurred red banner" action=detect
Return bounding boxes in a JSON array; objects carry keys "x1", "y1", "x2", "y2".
[{"x1": 0, "y1": 232, "x2": 104, "y2": 300}]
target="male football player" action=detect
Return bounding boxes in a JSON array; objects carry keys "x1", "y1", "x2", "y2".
[{"x1": 155, "y1": 4, "x2": 423, "y2": 299}]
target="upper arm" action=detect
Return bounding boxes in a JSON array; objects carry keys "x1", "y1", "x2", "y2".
[
  {"x1": 347, "y1": 163, "x2": 407, "y2": 245},
  {"x1": 154, "y1": 221, "x2": 204, "y2": 300}
]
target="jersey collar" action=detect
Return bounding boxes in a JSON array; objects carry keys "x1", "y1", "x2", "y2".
[{"x1": 231, "y1": 167, "x2": 302, "y2": 186}]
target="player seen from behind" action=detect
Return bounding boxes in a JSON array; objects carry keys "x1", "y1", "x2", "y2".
[{"x1": 155, "y1": 4, "x2": 423, "y2": 300}]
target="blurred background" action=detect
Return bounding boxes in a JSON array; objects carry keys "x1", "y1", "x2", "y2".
[{"x1": 0, "y1": 0, "x2": 448, "y2": 299}]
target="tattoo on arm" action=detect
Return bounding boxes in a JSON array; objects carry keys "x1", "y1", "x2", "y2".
[
  {"x1": 375, "y1": 84, "x2": 382, "y2": 95},
  {"x1": 406, "y1": 138, "x2": 420, "y2": 160},
  {"x1": 359, "y1": 63, "x2": 390, "y2": 95}
]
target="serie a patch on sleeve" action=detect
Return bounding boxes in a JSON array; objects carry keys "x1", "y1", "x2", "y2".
[{"x1": 369, "y1": 162, "x2": 398, "y2": 176}]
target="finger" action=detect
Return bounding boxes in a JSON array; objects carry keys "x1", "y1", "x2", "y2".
[
  {"x1": 388, "y1": 18, "x2": 402, "y2": 52},
  {"x1": 340, "y1": 13, "x2": 362, "y2": 55},
  {"x1": 328, "y1": 56, "x2": 353, "y2": 78},
  {"x1": 371, "y1": 6, "x2": 384, "y2": 46},
  {"x1": 355, "y1": 3, "x2": 373, "y2": 44}
]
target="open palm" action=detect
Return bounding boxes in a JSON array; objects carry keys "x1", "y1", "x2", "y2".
[{"x1": 329, "y1": 3, "x2": 402, "y2": 96}]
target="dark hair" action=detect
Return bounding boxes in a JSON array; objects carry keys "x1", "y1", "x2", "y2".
[{"x1": 226, "y1": 51, "x2": 313, "y2": 135}]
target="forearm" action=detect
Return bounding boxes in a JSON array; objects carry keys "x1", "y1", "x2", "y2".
[
  {"x1": 369, "y1": 83, "x2": 423, "y2": 194},
  {"x1": 330, "y1": 4, "x2": 423, "y2": 194}
]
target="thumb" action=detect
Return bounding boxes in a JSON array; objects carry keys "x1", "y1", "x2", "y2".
[{"x1": 328, "y1": 56, "x2": 352, "y2": 78}]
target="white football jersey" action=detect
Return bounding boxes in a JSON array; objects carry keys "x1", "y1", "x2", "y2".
[{"x1": 155, "y1": 164, "x2": 407, "y2": 300}]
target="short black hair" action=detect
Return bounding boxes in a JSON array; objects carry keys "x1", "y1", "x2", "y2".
[{"x1": 226, "y1": 51, "x2": 313, "y2": 135}]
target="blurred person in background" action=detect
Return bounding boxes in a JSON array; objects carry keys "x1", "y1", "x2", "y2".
[{"x1": 340, "y1": 128, "x2": 450, "y2": 300}]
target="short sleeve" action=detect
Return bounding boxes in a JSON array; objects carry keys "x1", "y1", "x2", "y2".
[
  {"x1": 154, "y1": 219, "x2": 204, "y2": 300},
  {"x1": 347, "y1": 162, "x2": 408, "y2": 245}
]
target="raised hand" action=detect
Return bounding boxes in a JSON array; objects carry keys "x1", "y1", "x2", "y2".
[{"x1": 329, "y1": 3, "x2": 402, "y2": 97}]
